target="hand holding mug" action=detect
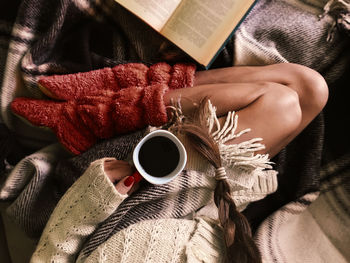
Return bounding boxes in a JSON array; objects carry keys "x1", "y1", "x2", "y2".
[{"x1": 104, "y1": 159, "x2": 142, "y2": 195}]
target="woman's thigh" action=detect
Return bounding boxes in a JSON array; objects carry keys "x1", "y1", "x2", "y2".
[
  {"x1": 191, "y1": 63, "x2": 328, "y2": 155},
  {"x1": 195, "y1": 63, "x2": 314, "y2": 87},
  {"x1": 164, "y1": 81, "x2": 301, "y2": 157}
]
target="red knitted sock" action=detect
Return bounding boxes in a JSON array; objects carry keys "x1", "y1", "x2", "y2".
[
  {"x1": 142, "y1": 84, "x2": 169, "y2": 127},
  {"x1": 59, "y1": 102, "x2": 97, "y2": 154},
  {"x1": 147, "y1": 62, "x2": 172, "y2": 86},
  {"x1": 113, "y1": 84, "x2": 169, "y2": 134},
  {"x1": 111, "y1": 63, "x2": 149, "y2": 89},
  {"x1": 147, "y1": 63, "x2": 196, "y2": 89},
  {"x1": 11, "y1": 98, "x2": 97, "y2": 154},
  {"x1": 38, "y1": 63, "x2": 196, "y2": 100},
  {"x1": 13, "y1": 63, "x2": 196, "y2": 154},
  {"x1": 168, "y1": 63, "x2": 196, "y2": 90},
  {"x1": 38, "y1": 67, "x2": 121, "y2": 100},
  {"x1": 38, "y1": 63, "x2": 150, "y2": 100},
  {"x1": 11, "y1": 97, "x2": 63, "y2": 128},
  {"x1": 76, "y1": 96, "x2": 116, "y2": 139}
]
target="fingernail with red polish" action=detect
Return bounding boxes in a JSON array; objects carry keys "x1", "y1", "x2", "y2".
[
  {"x1": 132, "y1": 171, "x2": 142, "y2": 183},
  {"x1": 124, "y1": 176, "x2": 134, "y2": 187}
]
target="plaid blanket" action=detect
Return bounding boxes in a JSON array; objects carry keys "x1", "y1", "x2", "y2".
[
  {"x1": 233, "y1": 0, "x2": 350, "y2": 262},
  {"x1": 0, "y1": 0, "x2": 349, "y2": 262},
  {"x1": 235, "y1": 0, "x2": 349, "y2": 226}
]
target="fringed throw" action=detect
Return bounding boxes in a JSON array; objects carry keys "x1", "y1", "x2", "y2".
[{"x1": 320, "y1": 0, "x2": 350, "y2": 41}]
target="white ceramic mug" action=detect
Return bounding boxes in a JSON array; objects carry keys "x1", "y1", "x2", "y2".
[{"x1": 133, "y1": 130, "x2": 187, "y2": 185}]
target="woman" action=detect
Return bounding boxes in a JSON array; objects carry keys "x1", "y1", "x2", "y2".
[{"x1": 30, "y1": 63, "x2": 328, "y2": 262}]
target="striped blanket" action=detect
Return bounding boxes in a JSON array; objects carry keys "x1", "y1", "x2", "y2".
[
  {"x1": 234, "y1": 0, "x2": 350, "y2": 262},
  {"x1": 0, "y1": 0, "x2": 349, "y2": 262}
]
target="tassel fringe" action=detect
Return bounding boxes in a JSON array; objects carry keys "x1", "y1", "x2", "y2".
[
  {"x1": 320, "y1": 0, "x2": 350, "y2": 41},
  {"x1": 205, "y1": 100, "x2": 272, "y2": 169},
  {"x1": 168, "y1": 99, "x2": 274, "y2": 170}
]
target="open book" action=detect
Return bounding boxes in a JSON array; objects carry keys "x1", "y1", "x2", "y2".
[{"x1": 115, "y1": 0, "x2": 256, "y2": 68}]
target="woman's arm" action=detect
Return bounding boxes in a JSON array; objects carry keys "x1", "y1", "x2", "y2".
[{"x1": 30, "y1": 158, "x2": 135, "y2": 263}]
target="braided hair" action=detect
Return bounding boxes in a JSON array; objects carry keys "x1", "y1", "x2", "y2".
[{"x1": 171, "y1": 98, "x2": 262, "y2": 263}]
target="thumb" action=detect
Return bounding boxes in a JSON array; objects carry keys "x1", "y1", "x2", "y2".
[{"x1": 115, "y1": 176, "x2": 135, "y2": 195}]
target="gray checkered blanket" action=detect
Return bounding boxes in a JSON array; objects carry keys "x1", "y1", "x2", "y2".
[
  {"x1": 0, "y1": 0, "x2": 349, "y2": 262},
  {"x1": 233, "y1": 0, "x2": 350, "y2": 262}
]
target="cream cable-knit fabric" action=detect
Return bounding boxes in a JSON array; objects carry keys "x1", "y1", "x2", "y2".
[
  {"x1": 31, "y1": 158, "x2": 127, "y2": 263},
  {"x1": 30, "y1": 157, "x2": 227, "y2": 263},
  {"x1": 84, "y1": 217, "x2": 225, "y2": 263},
  {"x1": 31, "y1": 101, "x2": 278, "y2": 262},
  {"x1": 31, "y1": 157, "x2": 275, "y2": 262}
]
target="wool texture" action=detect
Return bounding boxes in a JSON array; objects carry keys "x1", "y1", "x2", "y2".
[
  {"x1": 233, "y1": 1, "x2": 350, "y2": 262},
  {"x1": 29, "y1": 100, "x2": 279, "y2": 262},
  {"x1": 0, "y1": 124, "x2": 26, "y2": 173},
  {"x1": 37, "y1": 62, "x2": 195, "y2": 100},
  {"x1": 27, "y1": 99, "x2": 278, "y2": 262},
  {"x1": 2, "y1": 143, "x2": 71, "y2": 239},
  {"x1": 233, "y1": 0, "x2": 350, "y2": 232},
  {"x1": 320, "y1": 0, "x2": 350, "y2": 41},
  {"x1": 255, "y1": 171, "x2": 350, "y2": 263},
  {"x1": 3, "y1": 130, "x2": 145, "y2": 238},
  {"x1": 30, "y1": 158, "x2": 129, "y2": 263},
  {"x1": 1, "y1": 0, "x2": 349, "y2": 262},
  {"x1": 11, "y1": 62, "x2": 195, "y2": 154},
  {"x1": 77, "y1": 101, "x2": 278, "y2": 260},
  {"x1": 30, "y1": 159, "x2": 227, "y2": 263}
]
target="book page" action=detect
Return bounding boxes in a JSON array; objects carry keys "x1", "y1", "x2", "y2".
[
  {"x1": 115, "y1": 0, "x2": 181, "y2": 31},
  {"x1": 161, "y1": 0, "x2": 255, "y2": 66}
]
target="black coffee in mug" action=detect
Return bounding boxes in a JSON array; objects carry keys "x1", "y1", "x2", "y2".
[{"x1": 138, "y1": 136, "x2": 180, "y2": 177}]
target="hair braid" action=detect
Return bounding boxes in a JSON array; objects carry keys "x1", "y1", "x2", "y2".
[{"x1": 176, "y1": 98, "x2": 262, "y2": 263}]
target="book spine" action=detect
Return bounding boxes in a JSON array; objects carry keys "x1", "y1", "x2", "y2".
[{"x1": 204, "y1": 0, "x2": 260, "y2": 69}]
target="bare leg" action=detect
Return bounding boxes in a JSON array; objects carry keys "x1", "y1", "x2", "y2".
[
  {"x1": 194, "y1": 63, "x2": 329, "y2": 141},
  {"x1": 164, "y1": 82, "x2": 303, "y2": 157},
  {"x1": 170, "y1": 63, "x2": 328, "y2": 157},
  {"x1": 164, "y1": 63, "x2": 329, "y2": 157}
]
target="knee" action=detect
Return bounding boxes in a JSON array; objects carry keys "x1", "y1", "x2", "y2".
[
  {"x1": 285, "y1": 63, "x2": 329, "y2": 113},
  {"x1": 264, "y1": 83, "x2": 302, "y2": 134}
]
